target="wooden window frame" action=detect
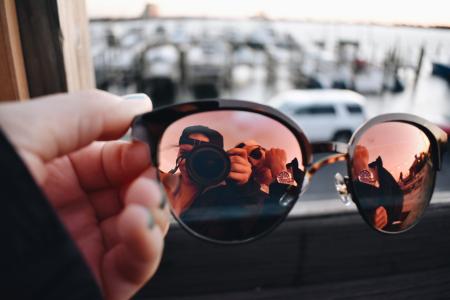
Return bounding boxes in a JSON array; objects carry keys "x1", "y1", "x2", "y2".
[
  {"x1": 0, "y1": 0, "x2": 29, "y2": 101},
  {"x1": 0, "y1": 0, "x2": 94, "y2": 101}
]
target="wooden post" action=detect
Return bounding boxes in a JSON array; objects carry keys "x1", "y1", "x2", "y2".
[
  {"x1": 15, "y1": 0, "x2": 68, "y2": 98},
  {"x1": 15, "y1": 0, "x2": 95, "y2": 98},
  {"x1": 57, "y1": 0, "x2": 95, "y2": 92},
  {"x1": 0, "y1": 0, "x2": 29, "y2": 101}
]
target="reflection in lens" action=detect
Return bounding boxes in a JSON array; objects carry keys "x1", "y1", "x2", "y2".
[
  {"x1": 158, "y1": 110, "x2": 305, "y2": 242},
  {"x1": 351, "y1": 122, "x2": 434, "y2": 233}
]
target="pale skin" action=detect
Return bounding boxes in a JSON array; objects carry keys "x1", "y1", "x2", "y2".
[{"x1": 0, "y1": 90, "x2": 170, "y2": 300}]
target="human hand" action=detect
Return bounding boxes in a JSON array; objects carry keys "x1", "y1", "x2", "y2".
[
  {"x1": 264, "y1": 148, "x2": 287, "y2": 179},
  {"x1": 374, "y1": 206, "x2": 388, "y2": 229},
  {"x1": 227, "y1": 148, "x2": 252, "y2": 185},
  {"x1": 0, "y1": 90, "x2": 170, "y2": 300}
]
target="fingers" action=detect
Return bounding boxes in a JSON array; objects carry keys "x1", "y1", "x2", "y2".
[
  {"x1": 100, "y1": 172, "x2": 170, "y2": 300},
  {"x1": 96, "y1": 168, "x2": 167, "y2": 252},
  {"x1": 374, "y1": 206, "x2": 388, "y2": 229},
  {"x1": 123, "y1": 170, "x2": 170, "y2": 235},
  {"x1": 228, "y1": 172, "x2": 251, "y2": 185},
  {"x1": 229, "y1": 155, "x2": 250, "y2": 169},
  {"x1": 0, "y1": 90, "x2": 152, "y2": 164},
  {"x1": 265, "y1": 148, "x2": 287, "y2": 177},
  {"x1": 102, "y1": 204, "x2": 164, "y2": 300},
  {"x1": 227, "y1": 148, "x2": 248, "y2": 159},
  {"x1": 265, "y1": 148, "x2": 287, "y2": 164},
  {"x1": 68, "y1": 140, "x2": 151, "y2": 192},
  {"x1": 228, "y1": 154, "x2": 252, "y2": 185}
]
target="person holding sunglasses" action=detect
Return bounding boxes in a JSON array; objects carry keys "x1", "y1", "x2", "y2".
[{"x1": 0, "y1": 91, "x2": 169, "y2": 300}]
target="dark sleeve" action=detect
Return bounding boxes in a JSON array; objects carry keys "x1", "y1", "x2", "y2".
[{"x1": 0, "y1": 130, "x2": 102, "y2": 299}]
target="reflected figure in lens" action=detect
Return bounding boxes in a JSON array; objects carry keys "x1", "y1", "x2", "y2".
[
  {"x1": 161, "y1": 125, "x2": 252, "y2": 217},
  {"x1": 162, "y1": 125, "x2": 305, "y2": 241},
  {"x1": 353, "y1": 145, "x2": 405, "y2": 230},
  {"x1": 194, "y1": 140, "x2": 305, "y2": 241},
  {"x1": 230, "y1": 140, "x2": 304, "y2": 235},
  {"x1": 236, "y1": 140, "x2": 303, "y2": 195}
]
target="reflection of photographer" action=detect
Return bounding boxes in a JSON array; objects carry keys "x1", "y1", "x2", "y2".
[
  {"x1": 169, "y1": 134, "x2": 303, "y2": 241},
  {"x1": 161, "y1": 125, "x2": 252, "y2": 216},
  {"x1": 236, "y1": 140, "x2": 296, "y2": 194}
]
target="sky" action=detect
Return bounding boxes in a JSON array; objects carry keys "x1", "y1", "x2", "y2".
[
  {"x1": 357, "y1": 122, "x2": 430, "y2": 180},
  {"x1": 86, "y1": 0, "x2": 450, "y2": 26}
]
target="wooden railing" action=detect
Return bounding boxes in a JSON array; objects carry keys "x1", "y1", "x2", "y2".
[{"x1": 135, "y1": 202, "x2": 450, "y2": 299}]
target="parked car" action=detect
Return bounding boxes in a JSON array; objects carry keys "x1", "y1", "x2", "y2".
[{"x1": 270, "y1": 89, "x2": 367, "y2": 142}]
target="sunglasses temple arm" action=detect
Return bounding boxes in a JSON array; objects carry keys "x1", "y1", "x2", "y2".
[
  {"x1": 301, "y1": 142, "x2": 349, "y2": 191},
  {"x1": 306, "y1": 153, "x2": 347, "y2": 178}
]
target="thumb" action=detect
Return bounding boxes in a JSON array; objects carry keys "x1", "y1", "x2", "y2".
[{"x1": 0, "y1": 90, "x2": 152, "y2": 183}]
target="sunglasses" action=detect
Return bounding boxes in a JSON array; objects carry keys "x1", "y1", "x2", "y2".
[{"x1": 131, "y1": 99, "x2": 448, "y2": 244}]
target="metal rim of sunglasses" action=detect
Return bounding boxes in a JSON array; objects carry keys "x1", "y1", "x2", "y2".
[{"x1": 131, "y1": 99, "x2": 448, "y2": 244}]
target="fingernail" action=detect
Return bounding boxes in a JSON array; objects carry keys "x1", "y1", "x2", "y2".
[
  {"x1": 123, "y1": 93, "x2": 153, "y2": 110},
  {"x1": 148, "y1": 210, "x2": 155, "y2": 229},
  {"x1": 123, "y1": 93, "x2": 150, "y2": 101},
  {"x1": 154, "y1": 181, "x2": 167, "y2": 210},
  {"x1": 159, "y1": 194, "x2": 167, "y2": 210}
]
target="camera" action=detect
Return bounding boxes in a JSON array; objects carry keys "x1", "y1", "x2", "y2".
[{"x1": 183, "y1": 143, "x2": 231, "y2": 186}]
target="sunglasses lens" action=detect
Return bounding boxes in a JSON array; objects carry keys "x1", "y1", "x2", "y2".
[
  {"x1": 351, "y1": 121, "x2": 434, "y2": 233},
  {"x1": 158, "y1": 110, "x2": 305, "y2": 242}
]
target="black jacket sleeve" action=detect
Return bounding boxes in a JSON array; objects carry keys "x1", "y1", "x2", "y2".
[{"x1": 0, "y1": 129, "x2": 102, "y2": 299}]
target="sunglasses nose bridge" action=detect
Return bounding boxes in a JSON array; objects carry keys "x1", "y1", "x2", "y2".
[
  {"x1": 305, "y1": 154, "x2": 347, "y2": 179},
  {"x1": 301, "y1": 153, "x2": 347, "y2": 196}
]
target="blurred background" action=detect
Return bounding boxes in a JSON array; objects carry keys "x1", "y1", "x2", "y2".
[
  {"x1": 80, "y1": 3, "x2": 450, "y2": 298},
  {"x1": 86, "y1": 0, "x2": 450, "y2": 202}
]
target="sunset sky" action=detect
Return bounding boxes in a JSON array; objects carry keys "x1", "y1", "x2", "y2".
[
  {"x1": 87, "y1": 0, "x2": 450, "y2": 26},
  {"x1": 356, "y1": 122, "x2": 431, "y2": 180}
]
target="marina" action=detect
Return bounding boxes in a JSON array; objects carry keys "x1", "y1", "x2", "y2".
[{"x1": 90, "y1": 18, "x2": 450, "y2": 122}]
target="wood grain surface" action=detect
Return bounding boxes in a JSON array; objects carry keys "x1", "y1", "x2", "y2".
[
  {"x1": 135, "y1": 203, "x2": 450, "y2": 299},
  {"x1": 0, "y1": 0, "x2": 29, "y2": 101}
]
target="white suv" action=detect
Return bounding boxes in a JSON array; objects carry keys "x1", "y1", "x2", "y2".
[{"x1": 270, "y1": 89, "x2": 367, "y2": 142}]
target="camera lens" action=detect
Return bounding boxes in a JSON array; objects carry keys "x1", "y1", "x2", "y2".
[
  {"x1": 249, "y1": 147, "x2": 263, "y2": 160},
  {"x1": 186, "y1": 144, "x2": 231, "y2": 186}
]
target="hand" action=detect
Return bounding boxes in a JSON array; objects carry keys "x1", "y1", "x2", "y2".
[
  {"x1": 0, "y1": 90, "x2": 170, "y2": 300},
  {"x1": 227, "y1": 148, "x2": 252, "y2": 185},
  {"x1": 264, "y1": 148, "x2": 287, "y2": 179},
  {"x1": 374, "y1": 206, "x2": 388, "y2": 229}
]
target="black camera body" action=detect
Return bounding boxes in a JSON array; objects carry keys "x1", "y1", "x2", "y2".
[{"x1": 183, "y1": 143, "x2": 231, "y2": 187}]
